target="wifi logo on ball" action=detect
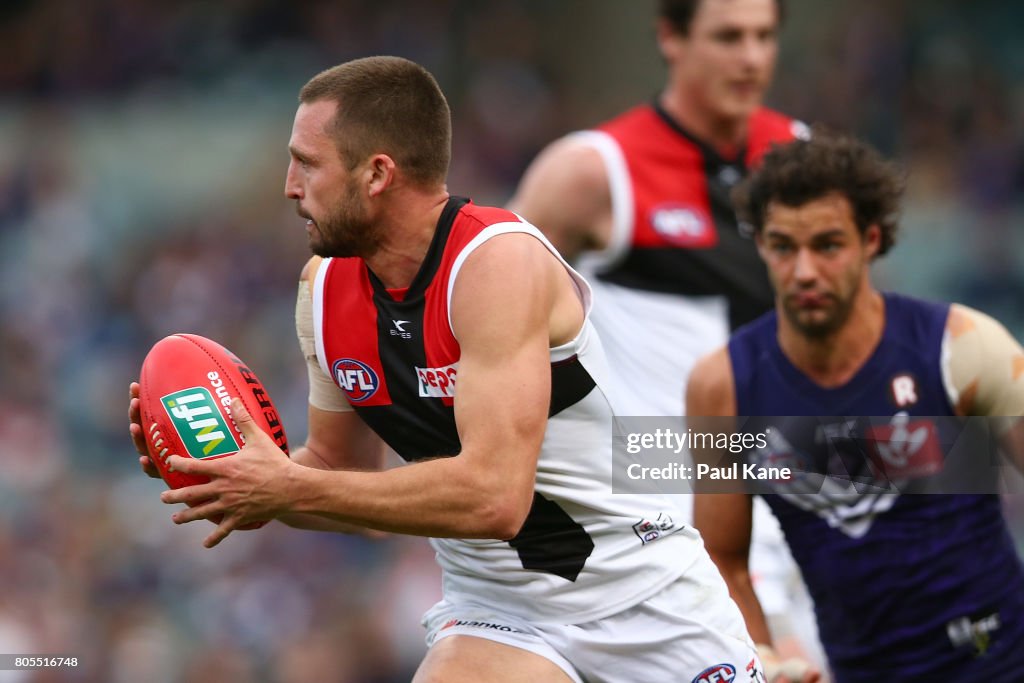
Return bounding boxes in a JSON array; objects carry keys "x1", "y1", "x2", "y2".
[
  {"x1": 332, "y1": 358, "x2": 380, "y2": 402},
  {"x1": 161, "y1": 387, "x2": 240, "y2": 458}
]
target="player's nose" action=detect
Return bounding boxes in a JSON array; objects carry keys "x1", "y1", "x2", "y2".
[
  {"x1": 284, "y1": 160, "x2": 303, "y2": 200},
  {"x1": 793, "y1": 247, "x2": 818, "y2": 283}
]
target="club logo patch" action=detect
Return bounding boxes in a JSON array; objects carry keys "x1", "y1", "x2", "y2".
[
  {"x1": 649, "y1": 203, "x2": 718, "y2": 248},
  {"x1": 692, "y1": 663, "x2": 736, "y2": 683},
  {"x1": 889, "y1": 373, "x2": 919, "y2": 408},
  {"x1": 865, "y1": 413, "x2": 943, "y2": 480},
  {"x1": 332, "y1": 358, "x2": 380, "y2": 402},
  {"x1": 161, "y1": 387, "x2": 240, "y2": 458},
  {"x1": 632, "y1": 512, "x2": 675, "y2": 545}
]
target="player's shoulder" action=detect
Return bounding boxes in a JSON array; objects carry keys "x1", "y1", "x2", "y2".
[
  {"x1": 594, "y1": 103, "x2": 660, "y2": 135},
  {"x1": 749, "y1": 107, "x2": 810, "y2": 142},
  {"x1": 949, "y1": 302, "x2": 996, "y2": 331},
  {"x1": 946, "y1": 302, "x2": 1017, "y2": 343},
  {"x1": 451, "y1": 202, "x2": 553, "y2": 264},
  {"x1": 458, "y1": 201, "x2": 522, "y2": 228},
  {"x1": 299, "y1": 255, "x2": 324, "y2": 283},
  {"x1": 506, "y1": 134, "x2": 609, "y2": 215},
  {"x1": 687, "y1": 347, "x2": 736, "y2": 417}
]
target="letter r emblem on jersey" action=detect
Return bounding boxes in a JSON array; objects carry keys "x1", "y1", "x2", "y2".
[{"x1": 890, "y1": 374, "x2": 918, "y2": 408}]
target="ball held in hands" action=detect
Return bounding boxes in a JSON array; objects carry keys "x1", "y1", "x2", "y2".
[{"x1": 138, "y1": 333, "x2": 290, "y2": 529}]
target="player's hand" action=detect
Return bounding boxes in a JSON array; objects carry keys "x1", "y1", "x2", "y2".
[
  {"x1": 757, "y1": 644, "x2": 821, "y2": 683},
  {"x1": 160, "y1": 398, "x2": 293, "y2": 548},
  {"x1": 129, "y1": 381, "x2": 162, "y2": 479}
]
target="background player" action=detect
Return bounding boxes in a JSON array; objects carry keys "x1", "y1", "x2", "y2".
[
  {"x1": 688, "y1": 130, "x2": 1024, "y2": 682},
  {"x1": 508, "y1": 0, "x2": 821, "y2": 673},
  {"x1": 130, "y1": 56, "x2": 766, "y2": 683}
]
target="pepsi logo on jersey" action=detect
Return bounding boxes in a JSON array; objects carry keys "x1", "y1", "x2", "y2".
[
  {"x1": 648, "y1": 203, "x2": 718, "y2": 248},
  {"x1": 417, "y1": 363, "x2": 457, "y2": 398},
  {"x1": 332, "y1": 358, "x2": 379, "y2": 402}
]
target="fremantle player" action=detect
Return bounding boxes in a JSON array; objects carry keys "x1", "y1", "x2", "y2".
[
  {"x1": 129, "y1": 57, "x2": 768, "y2": 682},
  {"x1": 508, "y1": 0, "x2": 821, "y2": 674},
  {"x1": 688, "y1": 130, "x2": 1024, "y2": 682}
]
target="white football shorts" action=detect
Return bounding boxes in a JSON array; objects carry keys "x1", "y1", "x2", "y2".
[{"x1": 423, "y1": 555, "x2": 765, "y2": 683}]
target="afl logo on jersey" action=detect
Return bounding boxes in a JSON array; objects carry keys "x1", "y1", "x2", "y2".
[
  {"x1": 692, "y1": 663, "x2": 736, "y2": 683},
  {"x1": 649, "y1": 203, "x2": 718, "y2": 248},
  {"x1": 332, "y1": 358, "x2": 379, "y2": 402}
]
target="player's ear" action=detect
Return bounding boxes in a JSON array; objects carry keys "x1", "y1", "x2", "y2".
[
  {"x1": 863, "y1": 224, "x2": 881, "y2": 260},
  {"x1": 753, "y1": 229, "x2": 767, "y2": 259},
  {"x1": 366, "y1": 154, "x2": 396, "y2": 197},
  {"x1": 656, "y1": 18, "x2": 686, "y2": 63}
]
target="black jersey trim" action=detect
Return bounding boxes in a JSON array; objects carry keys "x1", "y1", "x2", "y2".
[
  {"x1": 549, "y1": 354, "x2": 597, "y2": 417},
  {"x1": 508, "y1": 492, "x2": 595, "y2": 581},
  {"x1": 598, "y1": 245, "x2": 773, "y2": 330},
  {"x1": 651, "y1": 100, "x2": 748, "y2": 169},
  {"x1": 357, "y1": 197, "x2": 469, "y2": 462},
  {"x1": 366, "y1": 195, "x2": 470, "y2": 301}
]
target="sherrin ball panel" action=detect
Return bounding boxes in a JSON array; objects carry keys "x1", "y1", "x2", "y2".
[{"x1": 138, "y1": 333, "x2": 290, "y2": 492}]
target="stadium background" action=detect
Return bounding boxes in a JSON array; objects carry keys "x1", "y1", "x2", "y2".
[{"x1": 0, "y1": 0, "x2": 1022, "y2": 680}]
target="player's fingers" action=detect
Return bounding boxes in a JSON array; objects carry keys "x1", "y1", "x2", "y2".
[
  {"x1": 129, "y1": 381, "x2": 140, "y2": 400},
  {"x1": 161, "y1": 483, "x2": 216, "y2": 506},
  {"x1": 776, "y1": 658, "x2": 818, "y2": 683},
  {"x1": 230, "y1": 398, "x2": 262, "y2": 444},
  {"x1": 203, "y1": 516, "x2": 236, "y2": 548},
  {"x1": 139, "y1": 456, "x2": 162, "y2": 479},
  {"x1": 170, "y1": 498, "x2": 221, "y2": 524},
  {"x1": 165, "y1": 453, "x2": 214, "y2": 476},
  {"x1": 129, "y1": 421, "x2": 149, "y2": 456}
]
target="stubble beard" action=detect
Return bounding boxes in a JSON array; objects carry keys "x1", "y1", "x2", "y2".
[
  {"x1": 783, "y1": 272, "x2": 862, "y2": 341},
  {"x1": 307, "y1": 187, "x2": 382, "y2": 259}
]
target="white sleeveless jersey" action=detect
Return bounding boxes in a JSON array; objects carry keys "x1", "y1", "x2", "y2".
[{"x1": 312, "y1": 198, "x2": 707, "y2": 623}]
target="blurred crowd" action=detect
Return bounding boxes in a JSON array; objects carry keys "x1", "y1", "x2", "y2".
[{"x1": 0, "y1": 0, "x2": 1022, "y2": 681}]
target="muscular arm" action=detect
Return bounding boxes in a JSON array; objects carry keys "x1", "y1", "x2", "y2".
[
  {"x1": 507, "y1": 135, "x2": 613, "y2": 262},
  {"x1": 687, "y1": 348, "x2": 774, "y2": 646},
  {"x1": 943, "y1": 304, "x2": 1024, "y2": 468},
  {"x1": 164, "y1": 234, "x2": 572, "y2": 546}
]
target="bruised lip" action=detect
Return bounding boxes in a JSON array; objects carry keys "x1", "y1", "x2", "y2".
[{"x1": 792, "y1": 292, "x2": 830, "y2": 308}]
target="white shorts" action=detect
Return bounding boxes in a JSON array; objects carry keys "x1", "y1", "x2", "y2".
[{"x1": 423, "y1": 555, "x2": 765, "y2": 683}]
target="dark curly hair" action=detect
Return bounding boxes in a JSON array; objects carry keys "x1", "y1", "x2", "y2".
[
  {"x1": 732, "y1": 128, "x2": 905, "y2": 258},
  {"x1": 658, "y1": 0, "x2": 785, "y2": 34}
]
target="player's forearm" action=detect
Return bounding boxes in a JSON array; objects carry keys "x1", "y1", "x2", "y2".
[
  {"x1": 284, "y1": 453, "x2": 528, "y2": 539},
  {"x1": 275, "y1": 512, "x2": 384, "y2": 536},
  {"x1": 999, "y1": 418, "x2": 1024, "y2": 472},
  {"x1": 275, "y1": 445, "x2": 386, "y2": 535},
  {"x1": 710, "y1": 552, "x2": 775, "y2": 645}
]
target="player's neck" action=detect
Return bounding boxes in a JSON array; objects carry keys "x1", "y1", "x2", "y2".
[
  {"x1": 778, "y1": 287, "x2": 886, "y2": 389},
  {"x1": 659, "y1": 90, "x2": 749, "y2": 156},
  {"x1": 365, "y1": 189, "x2": 450, "y2": 290}
]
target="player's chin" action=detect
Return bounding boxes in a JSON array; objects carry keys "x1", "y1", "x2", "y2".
[
  {"x1": 716, "y1": 89, "x2": 764, "y2": 120},
  {"x1": 795, "y1": 311, "x2": 841, "y2": 338}
]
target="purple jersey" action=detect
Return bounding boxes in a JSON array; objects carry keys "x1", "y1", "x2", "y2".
[{"x1": 729, "y1": 293, "x2": 1024, "y2": 682}]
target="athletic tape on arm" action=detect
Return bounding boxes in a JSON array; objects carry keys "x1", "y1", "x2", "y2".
[
  {"x1": 942, "y1": 304, "x2": 1024, "y2": 430},
  {"x1": 296, "y1": 279, "x2": 353, "y2": 413}
]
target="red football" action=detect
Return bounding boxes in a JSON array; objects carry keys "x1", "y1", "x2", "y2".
[{"x1": 139, "y1": 334, "x2": 290, "y2": 527}]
